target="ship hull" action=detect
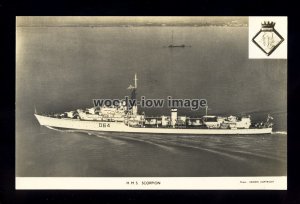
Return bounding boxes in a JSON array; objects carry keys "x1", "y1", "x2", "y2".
[{"x1": 35, "y1": 114, "x2": 272, "y2": 135}]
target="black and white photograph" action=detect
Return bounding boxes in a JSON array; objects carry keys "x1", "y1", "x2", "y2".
[{"x1": 15, "y1": 16, "x2": 287, "y2": 189}]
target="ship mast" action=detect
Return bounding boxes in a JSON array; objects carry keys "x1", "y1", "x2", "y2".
[
  {"x1": 127, "y1": 73, "x2": 138, "y2": 115},
  {"x1": 132, "y1": 73, "x2": 138, "y2": 115},
  {"x1": 205, "y1": 106, "x2": 212, "y2": 116},
  {"x1": 134, "y1": 73, "x2": 138, "y2": 89}
]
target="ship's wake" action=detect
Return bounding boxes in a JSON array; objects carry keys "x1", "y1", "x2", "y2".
[
  {"x1": 95, "y1": 134, "x2": 284, "y2": 163},
  {"x1": 272, "y1": 131, "x2": 287, "y2": 135},
  {"x1": 42, "y1": 127, "x2": 286, "y2": 164}
]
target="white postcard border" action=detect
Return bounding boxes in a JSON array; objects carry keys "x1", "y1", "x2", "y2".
[{"x1": 16, "y1": 176, "x2": 287, "y2": 190}]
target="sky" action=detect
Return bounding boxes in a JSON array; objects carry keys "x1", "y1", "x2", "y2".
[{"x1": 16, "y1": 16, "x2": 248, "y2": 27}]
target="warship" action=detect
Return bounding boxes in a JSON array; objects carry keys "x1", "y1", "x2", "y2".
[{"x1": 35, "y1": 74, "x2": 273, "y2": 135}]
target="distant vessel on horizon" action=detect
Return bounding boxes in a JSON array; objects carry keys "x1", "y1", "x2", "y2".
[{"x1": 166, "y1": 31, "x2": 191, "y2": 48}]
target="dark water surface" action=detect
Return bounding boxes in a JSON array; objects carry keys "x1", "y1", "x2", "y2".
[
  {"x1": 16, "y1": 26, "x2": 287, "y2": 177},
  {"x1": 16, "y1": 127, "x2": 286, "y2": 177}
]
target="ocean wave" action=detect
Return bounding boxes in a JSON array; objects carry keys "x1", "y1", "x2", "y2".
[
  {"x1": 45, "y1": 126, "x2": 76, "y2": 133},
  {"x1": 114, "y1": 135, "x2": 178, "y2": 153},
  {"x1": 272, "y1": 131, "x2": 287, "y2": 135}
]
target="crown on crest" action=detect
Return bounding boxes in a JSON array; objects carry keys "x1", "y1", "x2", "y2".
[{"x1": 261, "y1": 21, "x2": 276, "y2": 28}]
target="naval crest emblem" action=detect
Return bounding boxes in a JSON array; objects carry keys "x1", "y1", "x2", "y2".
[{"x1": 252, "y1": 21, "x2": 284, "y2": 56}]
